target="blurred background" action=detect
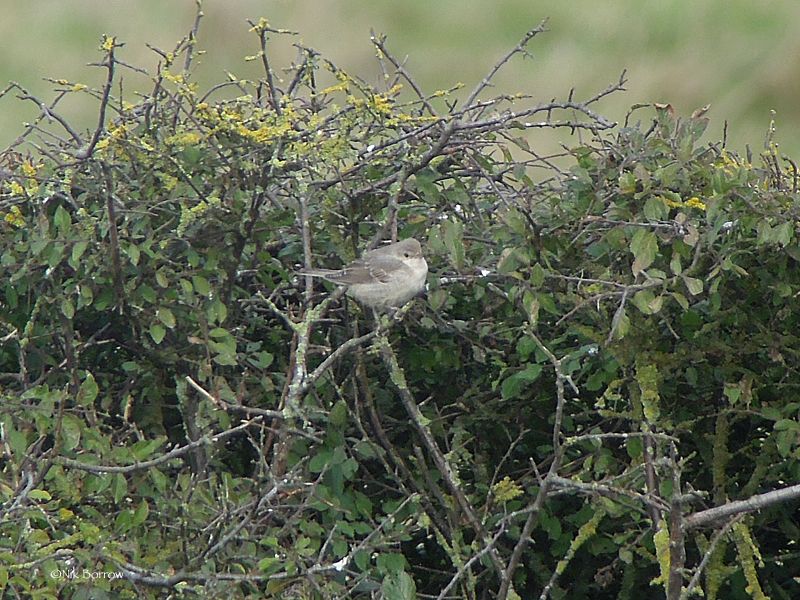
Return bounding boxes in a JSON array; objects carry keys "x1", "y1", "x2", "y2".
[{"x1": 2, "y1": 0, "x2": 800, "y2": 156}]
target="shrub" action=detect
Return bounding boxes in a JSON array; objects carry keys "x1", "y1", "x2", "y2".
[{"x1": 1, "y1": 14, "x2": 798, "y2": 600}]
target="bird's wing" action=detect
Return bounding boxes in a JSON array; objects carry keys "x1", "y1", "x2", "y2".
[{"x1": 328, "y1": 255, "x2": 406, "y2": 285}]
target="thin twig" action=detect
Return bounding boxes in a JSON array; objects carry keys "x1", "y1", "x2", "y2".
[
  {"x1": 436, "y1": 525, "x2": 507, "y2": 600},
  {"x1": 76, "y1": 37, "x2": 117, "y2": 159},
  {"x1": 370, "y1": 32, "x2": 436, "y2": 116},
  {"x1": 15, "y1": 89, "x2": 83, "y2": 145},
  {"x1": 185, "y1": 376, "x2": 284, "y2": 419},
  {"x1": 182, "y1": 0, "x2": 204, "y2": 72},
  {"x1": 498, "y1": 328, "x2": 576, "y2": 600},
  {"x1": 462, "y1": 21, "x2": 548, "y2": 109},
  {"x1": 248, "y1": 19, "x2": 293, "y2": 113},
  {"x1": 52, "y1": 418, "x2": 263, "y2": 474},
  {"x1": 376, "y1": 331, "x2": 510, "y2": 588},
  {"x1": 680, "y1": 516, "x2": 742, "y2": 600},
  {"x1": 101, "y1": 164, "x2": 125, "y2": 312}
]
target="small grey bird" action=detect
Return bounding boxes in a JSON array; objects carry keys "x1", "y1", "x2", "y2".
[{"x1": 298, "y1": 238, "x2": 428, "y2": 310}]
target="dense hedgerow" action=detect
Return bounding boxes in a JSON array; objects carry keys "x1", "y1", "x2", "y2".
[{"x1": 0, "y1": 15, "x2": 798, "y2": 600}]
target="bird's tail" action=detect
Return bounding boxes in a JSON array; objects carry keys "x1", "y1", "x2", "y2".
[{"x1": 297, "y1": 268, "x2": 339, "y2": 278}]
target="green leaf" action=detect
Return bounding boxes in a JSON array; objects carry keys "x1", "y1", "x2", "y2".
[
  {"x1": 157, "y1": 307, "x2": 176, "y2": 328},
  {"x1": 207, "y1": 298, "x2": 228, "y2": 324},
  {"x1": 538, "y1": 508, "x2": 563, "y2": 541},
  {"x1": 209, "y1": 334, "x2": 237, "y2": 365},
  {"x1": 330, "y1": 401, "x2": 348, "y2": 428},
  {"x1": 611, "y1": 307, "x2": 630, "y2": 340},
  {"x1": 537, "y1": 292, "x2": 558, "y2": 315},
  {"x1": 774, "y1": 221, "x2": 793, "y2": 246},
  {"x1": 54, "y1": 205, "x2": 71, "y2": 236},
  {"x1": 125, "y1": 243, "x2": 141, "y2": 266},
  {"x1": 70, "y1": 241, "x2": 88, "y2": 266},
  {"x1": 644, "y1": 196, "x2": 668, "y2": 221},
  {"x1": 28, "y1": 489, "x2": 52, "y2": 501},
  {"x1": 309, "y1": 450, "x2": 332, "y2": 473},
  {"x1": 683, "y1": 276, "x2": 703, "y2": 296},
  {"x1": 131, "y1": 501, "x2": 149, "y2": 527},
  {"x1": 61, "y1": 298, "x2": 75, "y2": 319},
  {"x1": 413, "y1": 168, "x2": 440, "y2": 200},
  {"x1": 773, "y1": 419, "x2": 800, "y2": 432},
  {"x1": 332, "y1": 539, "x2": 347, "y2": 557},
  {"x1": 248, "y1": 351, "x2": 273, "y2": 369},
  {"x1": 502, "y1": 208, "x2": 528, "y2": 235},
  {"x1": 442, "y1": 220, "x2": 464, "y2": 270},
  {"x1": 47, "y1": 243, "x2": 65, "y2": 267},
  {"x1": 79, "y1": 284, "x2": 94, "y2": 308},
  {"x1": 427, "y1": 289, "x2": 448, "y2": 311},
  {"x1": 522, "y1": 291, "x2": 539, "y2": 324},
  {"x1": 671, "y1": 292, "x2": 689, "y2": 310},
  {"x1": 115, "y1": 510, "x2": 133, "y2": 533},
  {"x1": 212, "y1": 350, "x2": 237, "y2": 366},
  {"x1": 138, "y1": 284, "x2": 157, "y2": 304},
  {"x1": 757, "y1": 221, "x2": 773, "y2": 245},
  {"x1": 150, "y1": 469, "x2": 169, "y2": 494},
  {"x1": 131, "y1": 438, "x2": 164, "y2": 461},
  {"x1": 723, "y1": 382, "x2": 741, "y2": 405},
  {"x1": 497, "y1": 247, "x2": 529, "y2": 274},
  {"x1": 76, "y1": 372, "x2": 99, "y2": 406},
  {"x1": 112, "y1": 473, "x2": 128, "y2": 504},
  {"x1": 516, "y1": 336, "x2": 537, "y2": 361},
  {"x1": 155, "y1": 269, "x2": 169, "y2": 288},
  {"x1": 257, "y1": 556, "x2": 282, "y2": 574},
  {"x1": 6, "y1": 427, "x2": 28, "y2": 456},
  {"x1": 618, "y1": 172, "x2": 636, "y2": 194},
  {"x1": 669, "y1": 251, "x2": 682, "y2": 275},
  {"x1": 381, "y1": 571, "x2": 416, "y2": 600},
  {"x1": 377, "y1": 553, "x2": 407, "y2": 574},
  {"x1": 150, "y1": 323, "x2": 166, "y2": 344},
  {"x1": 530, "y1": 262, "x2": 545, "y2": 287},
  {"x1": 61, "y1": 414, "x2": 83, "y2": 451},
  {"x1": 776, "y1": 430, "x2": 794, "y2": 457},
  {"x1": 630, "y1": 229, "x2": 657, "y2": 276},
  {"x1": 631, "y1": 289, "x2": 655, "y2": 314},
  {"x1": 626, "y1": 436, "x2": 643, "y2": 460},
  {"x1": 192, "y1": 275, "x2": 211, "y2": 296},
  {"x1": 3, "y1": 283, "x2": 17, "y2": 309},
  {"x1": 354, "y1": 550, "x2": 369, "y2": 571},
  {"x1": 501, "y1": 364, "x2": 543, "y2": 400}
]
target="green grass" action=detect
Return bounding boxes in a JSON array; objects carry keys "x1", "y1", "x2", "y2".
[{"x1": 2, "y1": 0, "x2": 799, "y2": 156}]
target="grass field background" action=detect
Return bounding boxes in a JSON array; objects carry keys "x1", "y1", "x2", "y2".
[{"x1": 2, "y1": 0, "x2": 799, "y2": 158}]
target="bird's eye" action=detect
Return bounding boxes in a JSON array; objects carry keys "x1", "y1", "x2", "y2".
[{"x1": 404, "y1": 252, "x2": 410, "y2": 257}]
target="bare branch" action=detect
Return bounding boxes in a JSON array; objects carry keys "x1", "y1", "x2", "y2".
[
  {"x1": 53, "y1": 418, "x2": 263, "y2": 474},
  {"x1": 182, "y1": 0, "x2": 204, "y2": 72},
  {"x1": 370, "y1": 32, "x2": 436, "y2": 116},
  {"x1": 685, "y1": 483, "x2": 800, "y2": 529},
  {"x1": 680, "y1": 516, "x2": 742, "y2": 600},
  {"x1": 76, "y1": 37, "x2": 117, "y2": 160},
  {"x1": 462, "y1": 21, "x2": 548, "y2": 109},
  {"x1": 375, "y1": 331, "x2": 510, "y2": 588},
  {"x1": 498, "y1": 329, "x2": 577, "y2": 600},
  {"x1": 436, "y1": 524, "x2": 506, "y2": 600}
]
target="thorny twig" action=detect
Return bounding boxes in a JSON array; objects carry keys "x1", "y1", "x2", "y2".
[
  {"x1": 76, "y1": 37, "x2": 117, "y2": 160},
  {"x1": 498, "y1": 328, "x2": 578, "y2": 600}
]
